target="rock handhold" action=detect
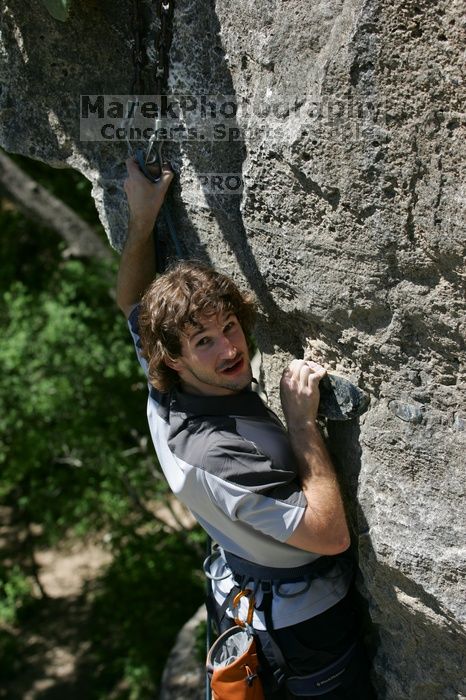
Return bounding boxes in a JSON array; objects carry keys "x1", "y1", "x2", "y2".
[
  {"x1": 388, "y1": 400, "x2": 424, "y2": 424},
  {"x1": 318, "y1": 374, "x2": 370, "y2": 421}
]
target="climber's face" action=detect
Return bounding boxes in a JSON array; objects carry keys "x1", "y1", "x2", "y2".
[{"x1": 165, "y1": 311, "x2": 252, "y2": 396}]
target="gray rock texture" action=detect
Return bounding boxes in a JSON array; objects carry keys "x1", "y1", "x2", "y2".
[
  {"x1": 1, "y1": 0, "x2": 465, "y2": 698},
  {"x1": 159, "y1": 605, "x2": 206, "y2": 700}
]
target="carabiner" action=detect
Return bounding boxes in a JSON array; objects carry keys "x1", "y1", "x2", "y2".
[
  {"x1": 232, "y1": 589, "x2": 255, "y2": 627},
  {"x1": 203, "y1": 550, "x2": 232, "y2": 582},
  {"x1": 145, "y1": 130, "x2": 164, "y2": 166},
  {"x1": 137, "y1": 120, "x2": 165, "y2": 183}
]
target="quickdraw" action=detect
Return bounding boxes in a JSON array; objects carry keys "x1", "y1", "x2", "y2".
[
  {"x1": 128, "y1": 0, "x2": 182, "y2": 264},
  {"x1": 130, "y1": 0, "x2": 175, "y2": 177}
]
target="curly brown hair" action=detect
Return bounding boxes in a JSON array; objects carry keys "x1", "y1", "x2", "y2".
[{"x1": 138, "y1": 261, "x2": 257, "y2": 393}]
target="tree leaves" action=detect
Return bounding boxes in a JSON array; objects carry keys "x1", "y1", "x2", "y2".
[
  {"x1": 40, "y1": 0, "x2": 72, "y2": 22},
  {"x1": 0, "y1": 160, "x2": 203, "y2": 698}
]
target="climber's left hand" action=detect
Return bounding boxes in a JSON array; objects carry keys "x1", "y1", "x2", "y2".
[{"x1": 124, "y1": 157, "x2": 173, "y2": 236}]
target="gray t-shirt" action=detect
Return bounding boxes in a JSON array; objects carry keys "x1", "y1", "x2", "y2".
[{"x1": 128, "y1": 307, "x2": 351, "y2": 629}]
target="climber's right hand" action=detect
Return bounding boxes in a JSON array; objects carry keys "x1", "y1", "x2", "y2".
[
  {"x1": 280, "y1": 359, "x2": 327, "y2": 428},
  {"x1": 124, "y1": 157, "x2": 174, "y2": 236}
]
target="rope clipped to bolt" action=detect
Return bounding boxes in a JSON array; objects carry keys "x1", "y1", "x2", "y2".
[{"x1": 129, "y1": 0, "x2": 181, "y2": 266}]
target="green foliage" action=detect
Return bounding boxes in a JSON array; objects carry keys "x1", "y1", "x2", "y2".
[
  {"x1": 0, "y1": 565, "x2": 34, "y2": 625},
  {"x1": 0, "y1": 629, "x2": 25, "y2": 683},
  {"x1": 0, "y1": 256, "x2": 156, "y2": 539},
  {"x1": 40, "y1": 0, "x2": 72, "y2": 22},
  {"x1": 87, "y1": 531, "x2": 204, "y2": 699},
  {"x1": 0, "y1": 564, "x2": 34, "y2": 684},
  {"x1": 0, "y1": 160, "x2": 203, "y2": 698},
  {"x1": 0, "y1": 159, "x2": 164, "y2": 544}
]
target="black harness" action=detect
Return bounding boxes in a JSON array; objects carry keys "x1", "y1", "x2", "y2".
[{"x1": 205, "y1": 548, "x2": 358, "y2": 697}]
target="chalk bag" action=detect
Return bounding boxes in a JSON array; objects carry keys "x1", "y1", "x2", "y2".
[{"x1": 206, "y1": 590, "x2": 264, "y2": 700}]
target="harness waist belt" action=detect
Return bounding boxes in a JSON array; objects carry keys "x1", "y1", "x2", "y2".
[{"x1": 223, "y1": 550, "x2": 336, "y2": 583}]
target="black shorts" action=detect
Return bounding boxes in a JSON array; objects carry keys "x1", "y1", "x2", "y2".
[{"x1": 213, "y1": 588, "x2": 376, "y2": 700}]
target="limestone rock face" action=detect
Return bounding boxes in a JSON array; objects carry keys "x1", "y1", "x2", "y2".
[
  {"x1": 1, "y1": 0, "x2": 465, "y2": 698},
  {"x1": 159, "y1": 605, "x2": 206, "y2": 700}
]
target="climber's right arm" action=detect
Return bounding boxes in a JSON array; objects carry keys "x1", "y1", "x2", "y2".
[{"x1": 117, "y1": 158, "x2": 173, "y2": 318}]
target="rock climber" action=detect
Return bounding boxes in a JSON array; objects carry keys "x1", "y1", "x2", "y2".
[{"x1": 117, "y1": 157, "x2": 375, "y2": 699}]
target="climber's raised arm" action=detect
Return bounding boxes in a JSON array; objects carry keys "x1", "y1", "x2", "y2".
[
  {"x1": 116, "y1": 158, "x2": 174, "y2": 318},
  {"x1": 281, "y1": 360, "x2": 351, "y2": 555}
]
